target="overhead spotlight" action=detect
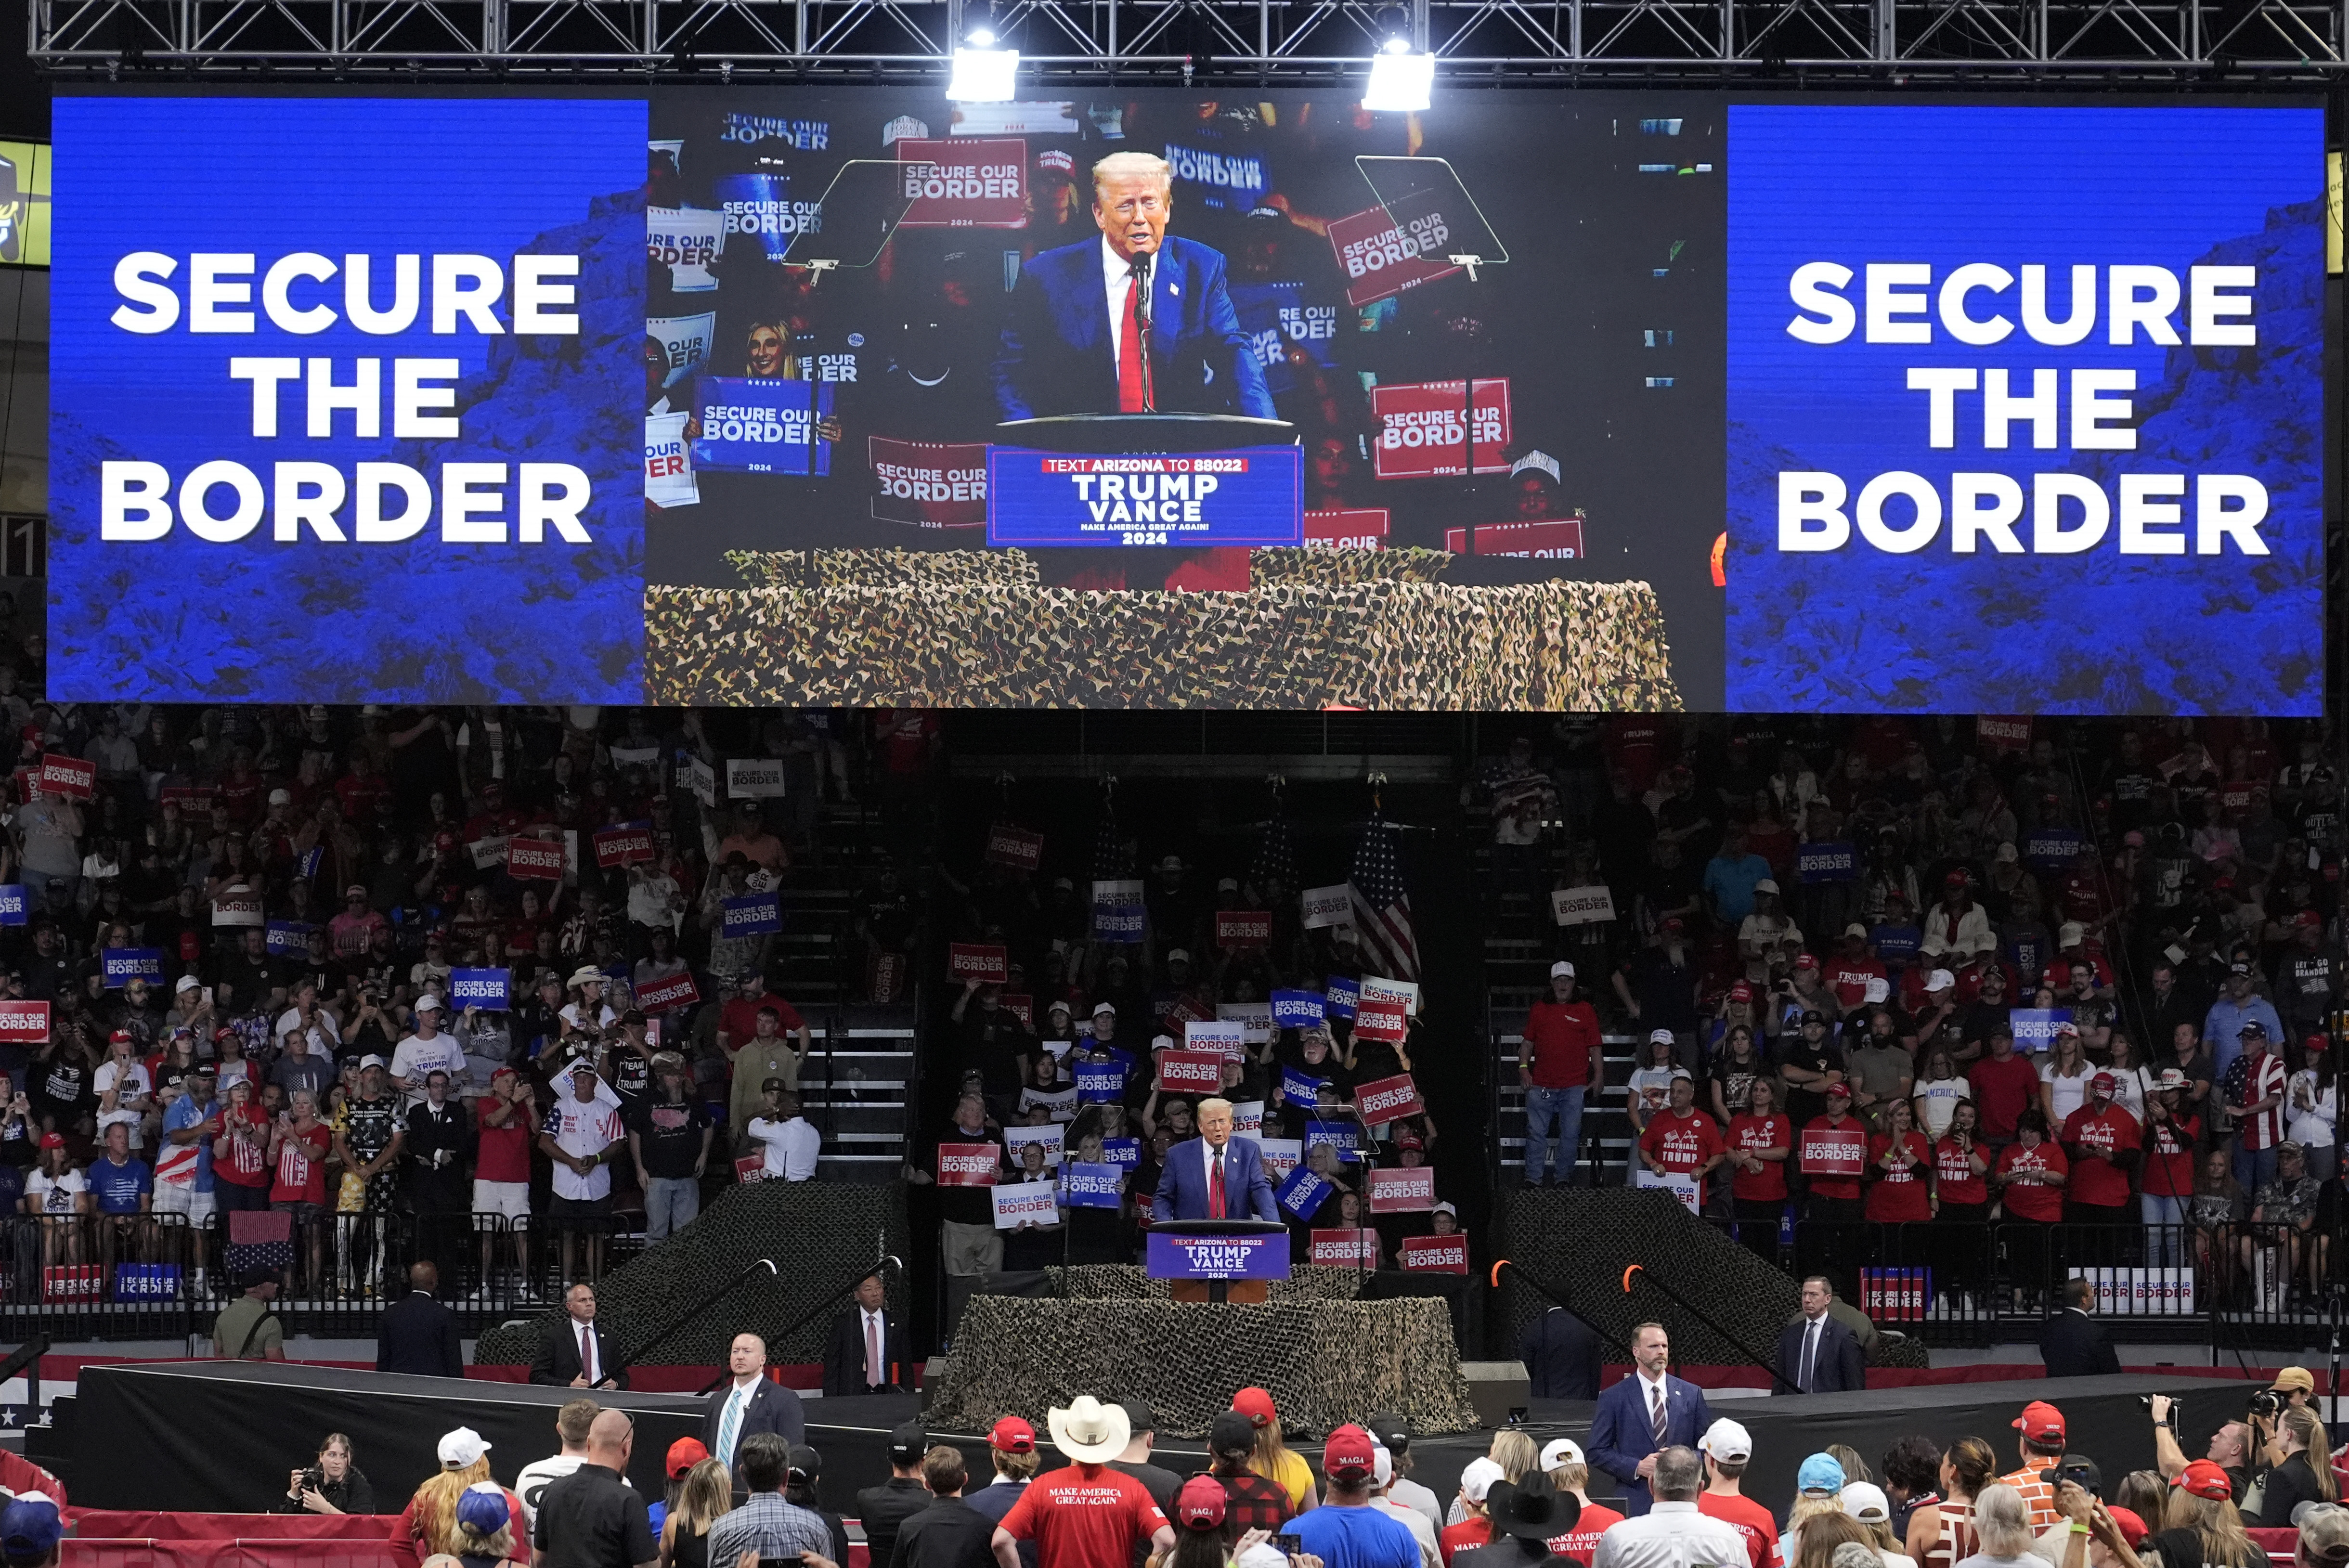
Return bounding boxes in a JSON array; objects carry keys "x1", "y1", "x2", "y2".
[
  {"x1": 947, "y1": 30, "x2": 1020, "y2": 101},
  {"x1": 1361, "y1": 35, "x2": 1433, "y2": 112}
]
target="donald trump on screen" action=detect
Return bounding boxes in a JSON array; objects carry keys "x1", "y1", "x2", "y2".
[
  {"x1": 990, "y1": 151, "x2": 1276, "y2": 423},
  {"x1": 1153, "y1": 1096, "x2": 1280, "y2": 1222}
]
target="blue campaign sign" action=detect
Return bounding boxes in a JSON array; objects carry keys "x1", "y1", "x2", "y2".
[
  {"x1": 1280, "y1": 1063, "x2": 1329, "y2": 1106},
  {"x1": 1075, "y1": 1063, "x2": 1127, "y2": 1103},
  {"x1": 1276, "y1": 1163, "x2": 1332, "y2": 1218},
  {"x1": 1798, "y1": 842, "x2": 1857, "y2": 883},
  {"x1": 1092, "y1": 904, "x2": 1145, "y2": 942},
  {"x1": 0, "y1": 886, "x2": 26, "y2": 927},
  {"x1": 449, "y1": 967, "x2": 512, "y2": 1010},
  {"x1": 2010, "y1": 1007, "x2": 2074, "y2": 1050},
  {"x1": 1062, "y1": 1162, "x2": 1125, "y2": 1209},
  {"x1": 987, "y1": 449, "x2": 1303, "y2": 549},
  {"x1": 692, "y1": 378, "x2": 834, "y2": 476},
  {"x1": 1146, "y1": 1229, "x2": 1291, "y2": 1281},
  {"x1": 1230, "y1": 282, "x2": 1344, "y2": 395},
  {"x1": 722, "y1": 893, "x2": 783, "y2": 937},
  {"x1": 1271, "y1": 989, "x2": 1327, "y2": 1029},
  {"x1": 1871, "y1": 925, "x2": 1921, "y2": 961},
  {"x1": 1100, "y1": 1137, "x2": 1141, "y2": 1170},
  {"x1": 297, "y1": 846, "x2": 324, "y2": 882},
  {"x1": 2025, "y1": 828, "x2": 2086, "y2": 867},
  {"x1": 264, "y1": 920, "x2": 315, "y2": 956},
  {"x1": 102, "y1": 947, "x2": 163, "y2": 986},
  {"x1": 1325, "y1": 977, "x2": 1361, "y2": 1020},
  {"x1": 1305, "y1": 1119, "x2": 1362, "y2": 1160}
]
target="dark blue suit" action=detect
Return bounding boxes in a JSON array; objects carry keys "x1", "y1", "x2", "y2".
[
  {"x1": 1586, "y1": 1371, "x2": 1714, "y2": 1517},
  {"x1": 991, "y1": 234, "x2": 1275, "y2": 421},
  {"x1": 1153, "y1": 1134, "x2": 1280, "y2": 1222}
]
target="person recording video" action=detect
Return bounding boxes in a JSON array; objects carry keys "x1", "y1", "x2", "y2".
[{"x1": 277, "y1": 1432, "x2": 375, "y2": 1515}]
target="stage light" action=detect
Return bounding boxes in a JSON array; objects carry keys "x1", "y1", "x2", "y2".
[
  {"x1": 947, "y1": 33, "x2": 1020, "y2": 101},
  {"x1": 1362, "y1": 37, "x2": 1433, "y2": 113}
]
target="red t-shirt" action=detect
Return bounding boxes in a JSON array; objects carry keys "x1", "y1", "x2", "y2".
[
  {"x1": 1727, "y1": 1114, "x2": 1791, "y2": 1202},
  {"x1": 2061, "y1": 1102, "x2": 2141, "y2": 1208},
  {"x1": 2142, "y1": 1112, "x2": 2202, "y2": 1199},
  {"x1": 1932, "y1": 1135, "x2": 1989, "y2": 1206},
  {"x1": 1640, "y1": 1109, "x2": 1724, "y2": 1174},
  {"x1": 215, "y1": 1103, "x2": 273, "y2": 1189},
  {"x1": 998, "y1": 1464, "x2": 1170, "y2": 1568},
  {"x1": 1440, "y1": 1520, "x2": 1490, "y2": 1565},
  {"x1": 1799, "y1": 1114, "x2": 1866, "y2": 1199},
  {"x1": 269, "y1": 1121, "x2": 332, "y2": 1205},
  {"x1": 474, "y1": 1097, "x2": 534, "y2": 1183},
  {"x1": 1968, "y1": 1053, "x2": 2043, "y2": 1140},
  {"x1": 1548, "y1": 1503, "x2": 1625, "y2": 1564},
  {"x1": 1865, "y1": 1131, "x2": 1932, "y2": 1222},
  {"x1": 1827, "y1": 957, "x2": 1887, "y2": 1011},
  {"x1": 721, "y1": 995, "x2": 806, "y2": 1050},
  {"x1": 1523, "y1": 999, "x2": 1602, "y2": 1089},
  {"x1": 1698, "y1": 1491, "x2": 1780, "y2": 1568},
  {"x1": 1997, "y1": 1140, "x2": 2069, "y2": 1222}
]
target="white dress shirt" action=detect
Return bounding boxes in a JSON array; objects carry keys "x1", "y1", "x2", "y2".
[{"x1": 1591, "y1": 1501, "x2": 1750, "y2": 1568}]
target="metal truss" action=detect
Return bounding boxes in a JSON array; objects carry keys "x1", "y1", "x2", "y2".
[{"x1": 31, "y1": 0, "x2": 2349, "y2": 84}]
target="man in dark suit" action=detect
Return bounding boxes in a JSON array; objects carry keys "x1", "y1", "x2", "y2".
[
  {"x1": 1153, "y1": 1098, "x2": 1279, "y2": 1222},
  {"x1": 377, "y1": 1260, "x2": 463, "y2": 1377},
  {"x1": 1587, "y1": 1322, "x2": 1713, "y2": 1517},
  {"x1": 1776, "y1": 1276, "x2": 1866, "y2": 1395},
  {"x1": 529, "y1": 1281, "x2": 625, "y2": 1389},
  {"x1": 823, "y1": 1273, "x2": 908, "y2": 1397},
  {"x1": 2039, "y1": 1277, "x2": 2123, "y2": 1376},
  {"x1": 990, "y1": 151, "x2": 1274, "y2": 422},
  {"x1": 1519, "y1": 1306, "x2": 1602, "y2": 1400},
  {"x1": 702, "y1": 1331, "x2": 806, "y2": 1474},
  {"x1": 892, "y1": 1444, "x2": 998, "y2": 1568}
]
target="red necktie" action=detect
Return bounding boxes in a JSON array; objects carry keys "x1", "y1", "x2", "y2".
[
  {"x1": 1208, "y1": 1150, "x2": 1227, "y2": 1218},
  {"x1": 1118, "y1": 267, "x2": 1146, "y2": 413}
]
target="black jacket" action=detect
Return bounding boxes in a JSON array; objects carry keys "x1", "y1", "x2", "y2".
[
  {"x1": 2038, "y1": 1309, "x2": 2122, "y2": 1378},
  {"x1": 822, "y1": 1307, "x2": 908, "y2": 1397},
  {"x1": 1776, "y1": 1314, "x2": 1866, "y2": 1394},
  {"x1": 1519, "y1": 1308, "x2": 1602, "y2": 1400},
  {"x1": 890, "y1": 1497, "x2": 1000, "y2": 1568},
  {"x1": 858, "y1": 1477, "x2": 934, "y2": 1568},
  {"x1": 378, "y1": 1289, "x2": 465, "y2": 1377},
  {"x1": 273, "y1": 1465, "x2": 376, "y2": 1515},
  {"x1": 530, "y1": 1317, "x2": 628, "y2": 1388}
]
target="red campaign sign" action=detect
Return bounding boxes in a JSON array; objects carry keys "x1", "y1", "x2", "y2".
[
  {"x1": 593, "y1": 826, "x2": 654, "y2": 868},
  {"x1": 157, "y1": 783, "x2": 217, "y2": 809},
  {"x1": 1216, "y1": 911, "x2": 1272, "y2": 948},
  {"x1": 949, "y1": 943, "x2": 1008, "y2": 984},
  {"x1": 984, "y1": 824, "x2": 1045, "y2": 871},
  {"x1": 1798, "y1": 1126, "x2": 1868, "y2": 1176},
  {"x1": 38, "y1": 754, "x2": 94, "y2": 801},
  {"x1": 1156, "y1": 1049, "x2": 1226, "y2": 1093},
  {"x1": 1442, "y1": 518, "x2": 1587, "y2": 560},
  {"x1": 1401, "y1": 1234, "x2": 1469, "y2": 1274},
  {"x1": 870, "y1": 438, "x2": 989, "y2": 530},
  {"x1": 0, "y1": 1000, "x2": 48, "y2": 1042},
  {"x1": 735, "y1": 1154, "x2": 769, "y2": 1184},
  {"x1": 1367, "y1": 1164, "x2": 1436, "y2": 1213},
  {"x1": 937, "y1": 1142, "x2": 1003, "y2": 1187},
  {"x1": 1371, "y1": 379, "x2": 1512, "y2": 480},
  {"x1": 636, "y1": 972, "x2": 701, "y2": 1014},
  {"x1": 999, "y1": 993, "x2": 1034, "y2": 1029},
  {"x1": 1304, "y1": 509, "x2": 1389, "y2": 550},
  {"x1": 1977, "y1": 715, "x2": 2032, "y2": 753},
  {"x1": 1355, "y1": 1071, "x2": 1424, "y2": 1125},
  {"x1": 1353, "y1": 1001, "x2": 1410, "y2": 1045},
  {"x1": 506, "y1": 838, "x2": 564, "y2": 881},
  {"x1": 1326, "y1": 202, "x2": 1464, "y2": 308},
  {"x1": 1310, "y1": 1228, "x2": 1380, "y2": 1267},
  {"x1": 896, "y1": 138, "x2": 1028, "y2": 228}
]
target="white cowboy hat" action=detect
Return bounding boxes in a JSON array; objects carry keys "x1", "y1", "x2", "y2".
[{"x1": 1047, "y1": 1396, "x2": 1131, "y2": 1463}]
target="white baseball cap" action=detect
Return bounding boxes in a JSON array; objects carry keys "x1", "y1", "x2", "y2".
[
  {"x1": 1864, "y1": 977, "x2": 1891, "y2": 1004},
  {"x1": 1700, "y1": 1419, "x2": 1753, "y2": 1462},
  {"x1": 1925, "y1": 969, "x2": 1955, "y2": 992},
  {"x1": 1550, "y1": 960, "x2": 1575, "y2": 979},
  {"x1": 1460, "y1": 1457, "x2": 1505, "y2": 1503},
  {"x1": 1754, "y1": 879, "x2": 1780, "y2": 895},
  {"x1": 1093, "y1": 1002, "x2": 1116, "y2": 1017},
  {"x1": 1539, "y1": 1438, "x2": 1585, "y2": 1470},
  {"x1": 1649, "y1": 1028, "x2": 1676, "y2": 1045},
  {"x1": 415, "y1": 993, "x2": 445, "y2": 1013},
  {"x1": 437, "y1": 1426, "x2": 492, "y2": 1467},
  {"x1": 1842, "y1": 1482, "x2": 1892, "y2": 1524}
]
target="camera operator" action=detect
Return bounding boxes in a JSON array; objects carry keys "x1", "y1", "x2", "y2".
[
  {"x1": 2150, "y1": 1397, "x2": 2252, "y2": 1503},
  {"x1": 276, "y1": 1432, "x2": 375, "y2": 1515}
]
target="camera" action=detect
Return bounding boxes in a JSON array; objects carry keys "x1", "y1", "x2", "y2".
[{"x1": 2250, "y1": 1388, "x2": 2288, "y2": 1421}]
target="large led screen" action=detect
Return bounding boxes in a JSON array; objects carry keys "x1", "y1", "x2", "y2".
[{"x1": 47, "y1": 91, "x2": 2325, "y2": 712}]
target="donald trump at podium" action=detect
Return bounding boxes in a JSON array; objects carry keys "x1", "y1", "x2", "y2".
[
  {"x1": 991, "y1": 151, "x2": 1275, "y2": 422},
  {"x1": 1154, "y1": 1097, "x2": 1279, "y2": 1222}
]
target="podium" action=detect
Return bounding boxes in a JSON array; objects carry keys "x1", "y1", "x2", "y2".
[
  {"x1": 995, "y1": 412, "x2": 1296, "y2": 454},
  {"x1": 1145, "y1": 1218, "x2": 1291, "y2": 1305}
]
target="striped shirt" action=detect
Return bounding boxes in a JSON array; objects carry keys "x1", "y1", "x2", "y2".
[{"x1": 1997, "y1": 1457, "x2": 2062, "y2": 1530}]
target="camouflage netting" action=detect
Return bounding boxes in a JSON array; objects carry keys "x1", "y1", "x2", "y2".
[
  {"x1": 472, "y1": 1180, "x2": 910, "y2": 1368},
  {"x1": 1041, "y1": 1262, "x2": 1371, "y2": 1304},
  {"x1": 646, "y1": 550, "x2": 1680, "y2": 709},
  {"x1": 929, "y1": 1293, "x2": 1480, "y2": 1438}
]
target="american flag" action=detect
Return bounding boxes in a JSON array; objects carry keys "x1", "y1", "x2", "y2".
[
  {"x1": 1348, "y1": 814, "x2": 1420, "y2": 981},
  {"x1": 1251, "y1": 810, "x2": 1296, "y2": 893}
]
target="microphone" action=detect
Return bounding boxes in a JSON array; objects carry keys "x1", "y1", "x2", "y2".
[{"x1": 1129, "y1": 248, "x2": 1155, "y2": 411}]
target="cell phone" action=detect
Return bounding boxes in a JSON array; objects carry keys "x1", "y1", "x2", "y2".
[{"x1": 1272, "y1": 1536, "x2": 1304, "y2": 1556}]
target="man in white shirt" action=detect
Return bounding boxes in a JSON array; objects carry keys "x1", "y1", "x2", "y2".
[
  {"x1": 389, "y1": 997, "x2": 468, "y2": 1111},
  {"x1": 1590, "y1": 1448, "x2": 1748, "y2": 1568},
  {"x1": 514, "y1": 1398, "x2": 602, "y2": 1532},
  {"x1": 537, "y1": 1064, "x2": 626, "y2": 1284},
  {"x1": 745, "y1": 1083, "x2": 820, "y2": 1181}
]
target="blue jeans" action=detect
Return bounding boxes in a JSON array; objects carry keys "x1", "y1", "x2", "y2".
[
  {"x1": 643, "y1": 1175, "x2": 701, "y2": 1241},
  {"x1": 2234, "y1": 1141, "x2": 2279, "y2": 1192},
  {"x1": 1524, "y1": 1085, "x2": 1585, "y2": 1185},
  {"x1": 2141, "y1": 1192, "x2": 2186, "y2": 1268}
]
